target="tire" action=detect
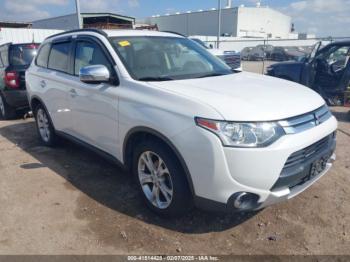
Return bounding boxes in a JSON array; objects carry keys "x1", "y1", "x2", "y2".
[
  {"x1": 0, "y1": 93, "x2": 16, "y2": 120},
  {"x1": 132, "y1": 140, "x2": 193, "y2": 217},
  {"x1": 34, "y1": 104, "x2": 57, "y2": 147}
]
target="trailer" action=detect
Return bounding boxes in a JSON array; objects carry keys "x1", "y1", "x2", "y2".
[{"x1": 0, "y1": 28, "x2": 63, "y2": 45}]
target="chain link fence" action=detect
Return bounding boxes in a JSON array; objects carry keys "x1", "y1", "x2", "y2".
[{"x1": 201, "y1": 36, "x2": 350, "y2": 74}]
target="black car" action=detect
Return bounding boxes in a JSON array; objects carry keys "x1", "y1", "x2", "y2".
[
  {"x1": 267, "y1": 41, "x2": 350, "y2": 105},
  {"x1": 0, "y1": 43, "x2": 39, "y2": 119}
]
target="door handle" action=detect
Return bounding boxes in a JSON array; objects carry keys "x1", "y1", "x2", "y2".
[
  {"x1": 70, "y1": 88, "x2": 77, "y2": 98},
  {"x1": 40, "y1": 80, "x2": 46, "y2": 88}
]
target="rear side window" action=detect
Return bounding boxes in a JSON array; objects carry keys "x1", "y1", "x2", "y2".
[
  {"x1": 0, "y1": 55, "x2": 3, "y2": 67},
  {"x1": 48, "y1": 42, "x2": 71, "y2": 73},
  {"x1": 0, "y1": 50, "x2": 9, "y2": 67},
  {"x1": 9, "y1": 44, "x2": 39, "y2": 66},
  {"x1": 36, "y1": 44, "x2": 51, "y2": 68}
]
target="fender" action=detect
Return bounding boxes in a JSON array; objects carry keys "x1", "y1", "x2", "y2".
[{"x1": 123, "y1": 126, "x2": 196, "y2": 196}]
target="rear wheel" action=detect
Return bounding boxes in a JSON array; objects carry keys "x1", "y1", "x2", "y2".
[
  {"x1": 132, "y1": 140, "x2": 192, "y2": 217},
  {"x1": 34, "y1": 104, "x2": 57, "y2": 146},
  {"x1": 0, "y1": 93, "x2": 16, "y2": 120}
]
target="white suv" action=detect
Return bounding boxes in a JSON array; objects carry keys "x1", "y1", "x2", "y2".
[{"x1": 26, "y1": 29, "x2": 337, "y2": 216}]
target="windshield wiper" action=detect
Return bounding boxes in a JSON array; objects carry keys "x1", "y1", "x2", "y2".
[
  {"x1": 195, "y1": 73, "x2": 229, "y2": 79},
  {"x1": 138, "y1": 76, "x2": 174, "y2": 81}
]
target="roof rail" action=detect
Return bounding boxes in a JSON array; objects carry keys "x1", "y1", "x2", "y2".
[
  {"x1": 46, "y1": 28, "x2": 108, "y2": 40},
  {"x1": 162, "y1": 31, "x2": 188, "y2": 37}
]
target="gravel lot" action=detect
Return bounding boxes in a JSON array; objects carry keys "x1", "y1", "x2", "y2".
[{"x1": 0, "y1": 106, "x2": 349, "y2": 255}]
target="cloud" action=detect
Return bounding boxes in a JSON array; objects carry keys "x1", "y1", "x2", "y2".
[
  {"x1": 128, "y1": 0, "x2": 140, "y2": 8},
  {"x1": 32, "y1": 0, "x2": 69, "y2": 5},
  {"x1": 80, "y1": 0, "x2": 112, "y2": 12},
  {"x1": 283, "y1": 0, "x2": 350, "y2": 36},
  {"x1": 79, "y1": 0, "x2": 136, "y2": 13},
  {"x1": 289, "y1": 0, "x2": 350, "y2": 13},
  {"x1": 0, "y1": 0, "x2": 70, "y2": 21},
  {"x1": 290, "y1": 1, "x2": 307, "y2": 11}
]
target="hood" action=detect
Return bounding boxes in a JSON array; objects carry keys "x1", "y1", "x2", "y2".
[{"x1": 150, "y1": 72, "x2": 325, "y2": 121}]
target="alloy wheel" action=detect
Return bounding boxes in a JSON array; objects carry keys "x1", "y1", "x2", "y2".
[
  {"x1": 37, "y1": 108, "x2": 51, "y2": 143},
  {"x1": 138, "y1": 151, "x2": 174, "y2": 209}
]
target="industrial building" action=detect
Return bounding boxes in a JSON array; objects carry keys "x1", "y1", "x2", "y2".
[
  {"x1": 146, "y1": 2, "x2": 292, "y2": 39},
  {"x1": 32, "y1": 13, "x2": 135, "y2": 30}
]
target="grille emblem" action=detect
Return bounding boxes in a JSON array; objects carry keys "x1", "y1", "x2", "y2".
[{"x1": 314, "y1": 114, "x2": 320, "y2": 126}]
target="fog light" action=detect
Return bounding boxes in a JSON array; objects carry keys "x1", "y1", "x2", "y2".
[{"x1": 231, "y1": 192, "x2": 259, "y2": 210}]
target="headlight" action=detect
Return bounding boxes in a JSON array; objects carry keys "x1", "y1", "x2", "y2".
[{"x1": 195, "y1": 118, "x2": 285, "y2": 148}]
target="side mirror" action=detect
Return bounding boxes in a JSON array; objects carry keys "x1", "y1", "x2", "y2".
[{"x1": 79, "y1": 65, "x2": 110, "y2": 84}]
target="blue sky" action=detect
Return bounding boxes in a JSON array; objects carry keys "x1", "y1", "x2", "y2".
[{"x1": 0, "y1": 0, "x2": 350, "y2": 37}]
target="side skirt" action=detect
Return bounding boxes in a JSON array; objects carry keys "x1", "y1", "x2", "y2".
[{"x1": 55, "y1": 130, "x2": 127, "y2": 171}]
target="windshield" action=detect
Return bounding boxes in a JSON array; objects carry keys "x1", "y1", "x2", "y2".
[
  {"x1": 110, "y1": 36, "x2": 233, "y2": 81},
  {"x1": 9, "y1": 44, "x2": 39, "y2": 66}
]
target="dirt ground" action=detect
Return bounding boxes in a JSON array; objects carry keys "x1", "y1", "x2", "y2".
[{"x1": 0, "y1": 107, "x2": 349, "y2": 255}]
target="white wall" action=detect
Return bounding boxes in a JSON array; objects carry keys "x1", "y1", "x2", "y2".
[
  {"x1": 148, "y1": 8, "x2": 239, "y2": 36},
  {"x1": 32, "y1": 14, "x2": 79, "y2": 30},
  {"x1": 0, "y1": 28, "x2": 63, "y2": 45},
  {"x1": 237, "y1": 7, "x2": 291, "y2": 38},
  {"x1": 147, "y1": 6, "x2": 290, "y2": 38}
]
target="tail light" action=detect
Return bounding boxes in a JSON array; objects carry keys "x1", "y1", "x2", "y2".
[
  {"x1": 4, "y1": 71, "x2": 20, "y2": 89},
  {"x1": 25, "y1": 44, "x2": 39, "y2": 49}
]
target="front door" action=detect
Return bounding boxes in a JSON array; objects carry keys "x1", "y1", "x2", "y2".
[
  {"x1": 313, "y1": 45, "x2": 350, "y2": 100},
  {"x1": 69, "y1": 37, "x2": 119, "y2": 157}
]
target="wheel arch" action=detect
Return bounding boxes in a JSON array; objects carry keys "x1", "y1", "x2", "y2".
[
  {"x1": 30, "y1": 95, "x2": 56, "y2": 130},
  {"x1": 123, "y1": 126, "x2": 195, "y2": 196}
]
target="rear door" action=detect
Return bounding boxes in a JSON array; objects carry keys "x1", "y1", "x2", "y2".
[
  {"x1": 68, "y1": 36, "x2": 119, "y2": 156},
  {"x1": 37, "y1": 39, "x2": 75, "y2": 134}
]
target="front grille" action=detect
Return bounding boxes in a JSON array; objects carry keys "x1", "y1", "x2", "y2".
[
  {"x1": 278, "y1": 105, "x2": 332, "y2": 134},
  {"x1": 223, "y1": 54, "x2": 241, "y2": 69},
  {"x1": 271, "y1": 132, "x2": 336, "y2": 190},
  {"x1": 284, "y1": 134, "x2": 333, "y2": 169}
]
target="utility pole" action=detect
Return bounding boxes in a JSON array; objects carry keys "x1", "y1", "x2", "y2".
[
  {"x1": 75, "y1": 0, "x2": 82, "y2": 29},
  {"x1": 217, "y1": 0, "x2": 222, "y2": 48}
]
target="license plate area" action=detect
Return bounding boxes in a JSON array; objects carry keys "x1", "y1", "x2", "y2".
[{"x1": 292, "y1": 151, "x2": 333, "y2": 188}]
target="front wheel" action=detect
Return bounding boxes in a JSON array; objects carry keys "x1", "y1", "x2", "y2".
[
  {"x1": 132, "y1": 140, "x2": 192, "y2": 217},
  {"x1": 34, "y1": 104, "x2": 57, "y2": 146}
]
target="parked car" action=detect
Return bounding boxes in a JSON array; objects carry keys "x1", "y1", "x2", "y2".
[
  {"x1": 244, "y1": 45, "x2": 275, "y2": 61},
  {"x1": 240, "y1": 47, "x2": 254, "y2": 61},
  {"x1": 270, "y1": 46, "x2": 309, "y2": 62},
  {"x1": 267, "y1": 41, "x2": 350, "y2": 105},
  {"x1": 26, "y1": 29, "x2": 337, "y2": 216},
  {"x1": 0, "y1": 43, "x2": 39, "y2": 119},
  {"x1": 190, "y1": 38, "x2": 241, "y2": 70}
]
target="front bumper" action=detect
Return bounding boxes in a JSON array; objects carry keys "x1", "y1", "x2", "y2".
[{"x1": 172, "y1": 116, "x2": 338, "y2": 212}]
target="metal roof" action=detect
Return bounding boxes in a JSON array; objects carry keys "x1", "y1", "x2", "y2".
[{"x1": 81, "y1": 13, "x2": 135, "y2": 22}]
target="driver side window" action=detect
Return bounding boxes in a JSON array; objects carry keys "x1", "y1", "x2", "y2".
[
  {"x1": 326, "y1": 46, "x2": 350, "y2": 67},
  {"x1": 74, "y1": 40, "x2": 112, "y2": 76}
]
